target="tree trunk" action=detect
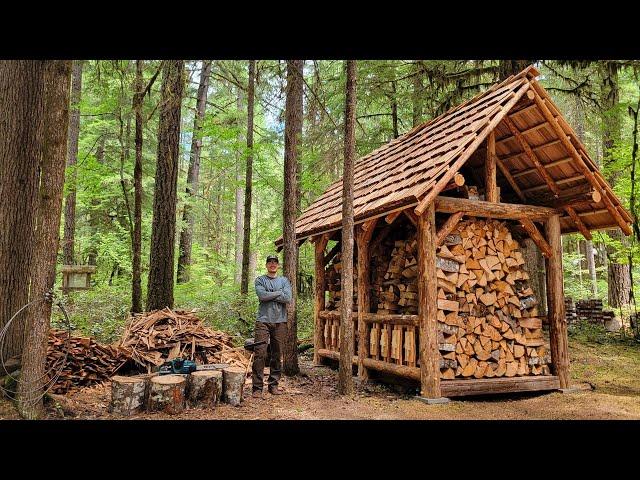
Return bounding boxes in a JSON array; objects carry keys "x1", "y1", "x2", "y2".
[
  {"x1": 87, "y1": 136, "x2": 106, "y2": 266},
  {"x1": 338, "y1": 60, "x2": 357, "y2": 395},
  {"x1": 131, "y1": 60, "x2": 144, "y2": 313},
  {"x1": 147, "y1": 60, "x2": 184, "y2": 311},
  {"x1": 283, "y1": 59, "x2": 303, "y2": 376},
  {"x1": 62, "y1": 60, "x2": 82, "y2": 265},
  {"x1": 15, "y1": 61, "x2": 71, "y2": 419},
  {"x1": 600, "y1": 61, "x2": 631, "y2": 307},
  {"x1": 585, "y1": 239, "x2": 597, "y2": 296},
  {"x1": 240, "y1": 60, "x2": 255, "y2": 295},
  {"x1": 391, "y1": 80, "x2": 398, "y2": 139},
  {"x1": 0, "y1": 61, "x2": 46, "y2": 361},
  {"x1": 235, "y1": 87, "x2": 245, "y2": 284},
  {"x1": 412, "y1": 61, "x2": 423, "y2": 127},
  {"x1": 177, "y1": 60, "x2": 211, "y2": 284}
]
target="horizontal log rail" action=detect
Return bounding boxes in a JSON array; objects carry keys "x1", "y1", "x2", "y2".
[
  {"x1": 362, "y1": 358, "x2": 420, "y2": 381},
  {"x1": 434, "y1": 195, "x2": 560, "y2": 220},
  {"x1": 319, "y1": 310, "x2": 356, "y2": 320},
  {"x1": 362, "y1": 313, "x2": 419, "y2": 326},
  {"x1": 317, "y1": 348, "x2": 357, "y2": 364}
]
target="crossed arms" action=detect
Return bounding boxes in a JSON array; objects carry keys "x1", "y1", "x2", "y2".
[{"x1": 255, "y1": 277, "x2": 292, "y2": 304}]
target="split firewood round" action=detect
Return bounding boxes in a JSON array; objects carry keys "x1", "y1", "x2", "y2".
[
  {"x1": 222, "y1": 367, "x2": 245, "y2": 406},
  {"x1": 187, "y1": 370, "x2": 222, "y2": 408},
  {"x1": 110, "y1": 375, "x2": 148, "y2": 416},
  {"x1": 148, "y1": 374, "x2": 187, "y2": 414}
]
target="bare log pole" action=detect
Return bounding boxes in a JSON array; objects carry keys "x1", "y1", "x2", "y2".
[
  {"x1": 313, "y1": 234, "x2": 329, "y2": 365},
  {"x1": 417, "y1": 202, "x2": 440, "y2": 398},
  {"x1": 357, "y1": 219, "x2": 377, "y2": 378},
  {"x1": 544, "y1": 214, "x2": 570, "y2": 389},
  {"x1": 485, "y1": 130, "x2": 498, "y2": 202},
  {"x1": 435, "y1": 196, "x2": 559, "y2": 220}
]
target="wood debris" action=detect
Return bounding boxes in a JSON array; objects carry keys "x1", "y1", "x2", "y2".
[
  {"x1": 119, "y1": 307, "x2": 250, "y2": 372},
  {"x1": 47, "y1": 329, "x2": 128, "y2": 394}
]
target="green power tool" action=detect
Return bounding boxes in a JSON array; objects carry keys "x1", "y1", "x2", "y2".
[{"x1": 158, "y1": 358, "x2": 197, "y2": 375}]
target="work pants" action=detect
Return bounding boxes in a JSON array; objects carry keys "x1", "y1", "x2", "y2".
[{"x1": 251, "y1": 321, "x2": 286, "y2": 391}]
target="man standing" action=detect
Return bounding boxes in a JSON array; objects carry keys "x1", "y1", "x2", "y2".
[{"x1": 252, "y1": 254, "x2": 292, "y2": 398}]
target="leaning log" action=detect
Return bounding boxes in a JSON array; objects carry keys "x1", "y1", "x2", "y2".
[{"x1": 148, "y1": 374, "x2": 186, "y2": 414}]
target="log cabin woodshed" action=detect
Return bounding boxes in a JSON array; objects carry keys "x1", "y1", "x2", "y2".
[{"x1": 276, "y1": 66, "x2": 633, "y2": 399}]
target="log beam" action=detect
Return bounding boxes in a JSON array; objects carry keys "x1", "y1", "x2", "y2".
[
  {"x1": 436, "y1": 211, "x2": 464, "y2": 246},
  {"x1": 522, "y1": 174, "x2": 584, "y2": 194},
  {"x1": 503, "y1": 116, "x2": 560, "y2": 197},
  {"x1": 434, "y1": 195, "x2": 560, "y2": 220},
  {"x1": 385, "y1": 210, "x2": 402, "y2": 224},
  {"x1": 417, "y1": 202, "x2": 440, "y2": 398},
  {"x1": 414, "y1": 81, "x2": 533, "y2": 215},
  {"x1": 529, "y1": 82, "x2": 632, "y2": 236},
  {"x1": 357, "y1": 218, "x2": 377, "y2": 378},
  {"x1": 544, "y1": 214, "x2": 570, "y2": 389},
  {"x1": 519, "y1": 218, "x2": 552, "y2": 258},
  {"x1": 495, "y1": 153, "x2": 526, "y2": 202},
  {"x1": 404, "y1": 209, "x2": 418, "y2": 227},
  {"x1": 485, "y1": 130, "x2": 498, "y2": 202},
  {"x1": 313, "y1": 234, "x2": 330, "y2": 365},
  {"x1": 565, "y1": 206, "x2": 592, "y2": 240}
]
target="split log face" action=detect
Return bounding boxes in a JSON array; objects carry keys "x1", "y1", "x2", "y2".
[
  {"x1": 222, "y1": 367, "x2": 245, "y2": 406},
  {"x1": 110, "y1": 375, "x2": 148, "y2": 416},
  {"x1": 187, "y1": 370, "x2": 222, "y2": 408},
  {"x1": 148, "y1": 374, "x2": 187, "y2": 414}
]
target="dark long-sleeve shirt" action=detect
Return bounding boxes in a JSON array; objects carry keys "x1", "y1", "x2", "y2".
[{"x1": 255, "y1": 274, "x2": 292, "y2": 323}]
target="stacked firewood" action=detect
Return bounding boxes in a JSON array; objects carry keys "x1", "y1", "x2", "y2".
[
  {"x1": 325, "y1": 252, "x2": 358, "y2": 311},
  {"x1": 374, "y1": 237, "x2": 419, "y2": 315},
  {"x1": 436, "y1": 218, "x2": 551, "y2": 379},
  {"x1": 47, "y1": 329, "x2": 128, "y2": 393},
  {"x1": 119, "y1": 308, "x2": 250, "y2": 372},
  {"x1": 575, "y1": 299, "x2": 614, "y2": 325}
]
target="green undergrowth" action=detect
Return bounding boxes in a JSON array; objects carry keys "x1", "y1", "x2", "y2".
[
  {"x1": 54, "y1": 277, "x2": 315, "y2": 346},
  {"x1": 568, "y1": 321, "x2": 640, "y2": 397}
]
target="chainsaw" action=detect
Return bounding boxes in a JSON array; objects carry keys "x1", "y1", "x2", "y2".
[{"x1": 158, "y1": 340, "x2": 267, "y2": 375}]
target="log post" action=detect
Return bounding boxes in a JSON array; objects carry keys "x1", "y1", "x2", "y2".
[
  {"x1": 313, "y1": 234, "x2": 329, "y2": 365},
  {"x1": 544, "y1": 214, "x2": 569, "y2": 388},
  {"x1": 485, "y1": 130, "x2": 498, "y2": 202},
  {"x1": 148, "y1": 375, "x2": 187, "y2": 414},
  {"x1": 417, "y1": 202, "x2": 441, "y2": 398},
  {"x1": 357, "y1": 219, "x2": 377, "y2": 378}
]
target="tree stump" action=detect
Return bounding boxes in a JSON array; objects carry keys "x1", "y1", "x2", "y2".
[
  {"x1": 187, "y1": 370, "x2": 222, "y2": 408},
  {"x1": 148, "y1": 374, "x2": 186, "y2": 414},
  {"x1": 110, "y1": 375, "x2": 148, "y2": 416},
  {"x1": 222, "y1": 367, "x2": 245, "y2": 406}
]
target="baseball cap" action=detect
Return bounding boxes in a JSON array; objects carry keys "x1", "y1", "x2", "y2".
[{"x1": 266, "y1": 254, "x2": 279, "y2": 263}]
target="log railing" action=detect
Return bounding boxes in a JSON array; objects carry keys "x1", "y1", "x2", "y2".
[{"x1": 319, "y1": 311, "x2": 421, "y2": 379}]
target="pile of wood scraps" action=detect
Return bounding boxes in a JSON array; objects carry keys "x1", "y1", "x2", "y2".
[
  {"x1": 119, "y1": 308, "x2": 250, "y2": 372},
  {"x1": 47, "y1": 329, "x2": 128, "y2": 394}
]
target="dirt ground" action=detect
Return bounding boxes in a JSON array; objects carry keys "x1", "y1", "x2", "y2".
[{"x1": 2, "y1": 338, "x2": 639, "y2": 420}]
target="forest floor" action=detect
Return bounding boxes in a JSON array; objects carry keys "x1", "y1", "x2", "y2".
[{"x1": 1, "y1": 331, "x2": 640, "y2": 420}]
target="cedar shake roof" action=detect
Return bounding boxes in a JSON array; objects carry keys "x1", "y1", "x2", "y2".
[{"x1": 278, "y1": 65, "x2": 632, "y2": 246}]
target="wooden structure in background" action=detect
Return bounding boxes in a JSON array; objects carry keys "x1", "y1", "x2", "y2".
[
  {"x1": 276, "y1": 66, "x2": 632, "y2": 398},
  {"x1": 61, "y1": 264, "x2": 96, "y2": 293}
]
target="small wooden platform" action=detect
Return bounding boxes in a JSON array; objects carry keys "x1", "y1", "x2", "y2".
[{"x1": 440, "y1": 376, "x2": 560, "y2": 397}]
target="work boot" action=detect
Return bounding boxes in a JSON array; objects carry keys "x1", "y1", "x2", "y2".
[
  {"x1": 268, "y1": 385, "x2": 283, "y2": 395},
  {"x1": 252, "y1": 389, "x2": 263, "y2": 399}
]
